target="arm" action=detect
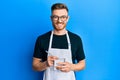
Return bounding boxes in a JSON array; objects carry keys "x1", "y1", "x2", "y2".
[
  {"x1": 33, "y1": 36, "x2": 49, "y2": 71},
  {"x1": 71, "y1": 36, "x2": 86, "y2": 71},
  {"x1": 32, "y1": 57, "x2": 48, "y2": 71},
  {"x1": 71, "y1": 59, "x2": 85, "y2": 71},
  {"x1": 32, "y1": 56, "x2": 58, "y2": 71}
]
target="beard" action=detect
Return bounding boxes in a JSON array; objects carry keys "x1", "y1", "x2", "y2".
[{"x1": 52, "y1": 21, "x2": 67, "y2": 31}]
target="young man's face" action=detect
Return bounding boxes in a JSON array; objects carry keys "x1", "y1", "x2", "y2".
[{"x1": 51, "y1": 9, "x2": 69, "y2": 31}]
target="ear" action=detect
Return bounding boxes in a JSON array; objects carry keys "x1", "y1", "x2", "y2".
[
  {"x1": 50, "y1": 16, "x2": 52, "y2": 20},
  {"x1": 66, "y1": 16, "x2": 70, "y2": 22}
]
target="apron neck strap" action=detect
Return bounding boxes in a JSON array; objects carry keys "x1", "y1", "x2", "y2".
[{"x1": 48, "y1": 30, "x2": 71, "y2": 50}]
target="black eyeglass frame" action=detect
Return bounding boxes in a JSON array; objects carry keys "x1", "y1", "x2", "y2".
[{"x1": 51, "y1": 15, "x2": 68, "y2": 21}]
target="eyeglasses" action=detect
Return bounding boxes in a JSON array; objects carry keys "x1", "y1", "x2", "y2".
[{"x1": 51, "y1": 15, "x2": 68, "y2": 21}]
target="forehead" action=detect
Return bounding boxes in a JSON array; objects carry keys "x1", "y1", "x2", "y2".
[{"x1": 52, "y1": 9, "x2": 68, "y2": 16}]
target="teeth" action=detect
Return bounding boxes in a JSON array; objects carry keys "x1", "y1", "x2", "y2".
[{"x1": 57, "y1": 24, "x2": 62, "y2": 27}]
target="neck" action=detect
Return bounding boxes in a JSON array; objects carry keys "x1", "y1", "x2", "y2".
[{"x1": 53, "y1": 29, "x2": 67, "y2": 35}]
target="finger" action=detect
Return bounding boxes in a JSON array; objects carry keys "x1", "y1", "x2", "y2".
[
  {"x1": 61, "y1": 69, "x2": 68, "y2": 72},
  {"x1": 57, "y1": 62, "x2": 67, "y2": 66},
  {"x1": 47, "y1": 59, "x2": 54, "y2": 66},
  {"x1": 48, "y1": 57, "x2": 55, "y2": 61},
  {"x1": 49, "y1": 56, "x2": 58, "y2": 60},
  {"x1": 60, "y1": 67, "x2": 69, "y2": 72},
  {"x1": 48, "y1": 61, "x2": 54, "y2": 66},
  {"x1": 56, "y1": 66, "x2": 62, "y2": 70},
  {"x1": 52, "y1": 56, "x2": 58, "y2": 60}
]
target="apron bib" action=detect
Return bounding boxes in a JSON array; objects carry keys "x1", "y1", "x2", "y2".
[{"x1": 43, "y1": 31, "x2": 76, "y2": 80}]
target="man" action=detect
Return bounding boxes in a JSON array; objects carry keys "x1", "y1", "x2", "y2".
[{"x1": 32, "y1": 3, "x2": 85, "y2": 80}]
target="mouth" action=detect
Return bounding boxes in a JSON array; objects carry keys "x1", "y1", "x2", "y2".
[
  {"x1": 57, "y1": 23, "x2": 63, "y2": 27},
  {"x1": 53, "y1": 22, "x2": 65, "y2": 30}
]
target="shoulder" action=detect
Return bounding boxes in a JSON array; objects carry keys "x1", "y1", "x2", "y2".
[
  {"x1": 68, "y1": 31, "x2": 82, "y2": 41},
  {"x1": 37, "y1": 31, "x2": 51, "y2": 40}
]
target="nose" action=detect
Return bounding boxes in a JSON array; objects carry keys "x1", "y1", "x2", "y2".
[{"x1": 58, "y1": 17, "x2": 62, "y2": 22}]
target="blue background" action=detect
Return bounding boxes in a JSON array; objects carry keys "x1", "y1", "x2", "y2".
[{"x1": 0, "y1": 0, "x2": 120, "y2": 80}]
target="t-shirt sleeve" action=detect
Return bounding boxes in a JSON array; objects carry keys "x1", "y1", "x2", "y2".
[
  {"x1": 33, "y1": 37, "x2": 42, "y2": 58},
  {"x1": 76, "y1": 37, "x2": 85, "y2": 62},
  {"x1": 33, "y1": 37, "x2": 47, "y2": 61}
]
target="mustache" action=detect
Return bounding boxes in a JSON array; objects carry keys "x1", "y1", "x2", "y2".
[{"x1": 56, "y1": 22, "x2": 64, "y2": 24}]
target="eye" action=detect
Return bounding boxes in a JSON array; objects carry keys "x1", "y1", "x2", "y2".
[
  {"x1": 60, "y1": 16, "x2": 68, "y2": 20},
  {"x1": 61, "y1": 16, "x2": 67, "y2": 18},
  {"x1": 51, "y1": 15, "x2": 68, "y2": 21},
  {"x1": 51, "y1": 15, "x2": 58, "y2": 19}
]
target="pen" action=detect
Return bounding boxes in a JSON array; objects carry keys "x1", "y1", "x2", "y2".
[{"x1": 45, "y1": 50, "x2": 53, "y2": 56}]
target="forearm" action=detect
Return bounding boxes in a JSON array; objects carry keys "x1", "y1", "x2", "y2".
[
  {"x1": 33, "y1": 61, "x2": 48, "y2": 71},
  {"x1": 71, "y1": 60, "x2": 85, "y2": 71}
]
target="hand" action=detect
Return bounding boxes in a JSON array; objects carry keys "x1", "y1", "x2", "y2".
[
  {"x1": 56, "y1": 62, "x2": 74, "y2": 72},
  {"x1": 47, "y1": 56, "x2": 58, "y2": 67}
]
